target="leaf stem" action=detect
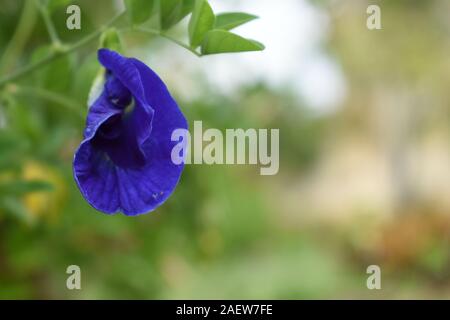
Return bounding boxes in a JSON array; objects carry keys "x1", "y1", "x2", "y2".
[
  {"x1": 36, "y1": 0, "x2": 61, "y2": 46},
  {"x1": 132, "y1": 27, "x2": 201, "y2": 57},
  {"x1": 0, "y1": 0, "x2": 38, "y2": 75},
  {"x1": 6, "y1": 84, "x2": 85, "y2": 119},
  {"x1": 0, "y1": 11, "x2": 127, "y2": 89}
]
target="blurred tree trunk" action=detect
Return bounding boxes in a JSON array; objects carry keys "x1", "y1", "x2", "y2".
[{"x1": 374, "y1": 86, "x2": 421, "y2": 212}]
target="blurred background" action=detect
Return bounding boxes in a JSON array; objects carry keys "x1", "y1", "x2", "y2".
[{"x1": 0, "y1": 0, "x2": 449, "y2": 299}]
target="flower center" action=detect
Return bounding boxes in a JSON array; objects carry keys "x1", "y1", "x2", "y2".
[
  {"x1": 98, "y1": 114, "x2": 122, "y2": 140},
  {"x1": 105, "y1": 75, "x2": 132, "y2": 109}
]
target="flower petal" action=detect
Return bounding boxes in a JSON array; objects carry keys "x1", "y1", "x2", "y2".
[
  {"x1": 74, "y1": 50, "x2": 188, "y2": 215},
  {"x1": 111, "y1": 58, "x2": 189, "y2": 215},
  {"x1": 73, "y1": 141, "x2": 121, "y2": 214},
  {"x1": 98, "y1": 49, "x2": 155, "y2": 147},
  {"x1": 130, "y1": 58, "x2": 188, "y2": 149},
  {"x1": 98, "y1": 49, "x2": 146, "y2": 104},
  {"x1": 83, "y1": 94, "x2": 122, "y2": 140}
]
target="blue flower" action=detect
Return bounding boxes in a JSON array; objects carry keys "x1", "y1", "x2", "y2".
[{"x1": 73, "y1": 49, "x2": 188, "y2": 216}]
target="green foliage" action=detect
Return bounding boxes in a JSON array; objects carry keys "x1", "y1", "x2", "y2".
[
  {"x1": 0, "y1": 130, "x2": 26, "y2": 172},
  {"x1": 99, "y1": 28, "x2": 123, "y2": 52},
  {"x1": 0, "y1": 0, "x2": 263, "y2": 92},
  {"x1": 0, "y1": 180, "x2": 52, "y2": 196},
  {"x1": 0, "y1": 0, "x2": 448, "y2": 300},
  {"x1": 0, "y1": 0, "x2": 271, "y2": 299},
  {"x1": 215, "y1": 12, "x2": 258, "y2": 31},
  {"x1": 181, "y1": 0, "x2": 196, "y2": 17},
  {"x1": 159, "y1": 0, "x2": 195, "y2": 29},
  {"x1": 159, "y1": 0, "x2": 184, "y2": 30},
  {"x1": 0, "y1": 0, "x2": 263, "y2": 229},
  {"x1": 44, "y1": 0, "x2": 71, "y2": 13},
  {"x1": 117, "y1": 0, "x2": 263, "y2": 55},
  {"x1": 124, "y1": 0, "x2": 156, "y2": 25},
  {"x1": 188, "y1": 0, "x2": 215, "y2": 48},
  {"x1": 0, "y1": 197, "x2": 31, "y2": 223},
  {"x1": 201, "y1": 30, "x2": 265, "y2": 55},
  {"x1": 31, "y1": 45, "x2": 74, "y2": 94}
]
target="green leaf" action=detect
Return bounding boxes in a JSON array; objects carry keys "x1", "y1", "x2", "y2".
[
  {"x1": 181, "y1": 0, "x2": 195, "y2": 17},
  {"x1": 31, "y1": 45, "x2": 74, "y2": 94},
  {"x1": 160, "y1": 0, "x2": 183, "y2": 30},
  {"x1": 73, "y1": 53, "x2": 99, "y2": 106},
  {"x1": 0, "y1": 180, "x2": 53, "y2": 196},
  {"x1": 189, "y1": 0, "x2": 215, "y2": 48},
  {"x1": 201, "y1": 30, "x2": 265, "y2": 55},
  {"x1": 0, "y1": 131, "x2": 26, "y2": 172},
  {"x1": 0, "y1": 197, "x2": 33, "y2": 224},
  {"x1": 99, "y1": 28, "x2": 123, "y2": 52},
  {"x1": 125, "y1": 0, "x2": 155, "y2": 25},
  {"x1": 45, "y1": 0, "x2": 71, "y2": 13},
  {"x1": 215, "y1": 12, "x2": 258, "y2": 31},
  {"x1": 156, "y1": 0, "x2": 196, "y2": 30}
]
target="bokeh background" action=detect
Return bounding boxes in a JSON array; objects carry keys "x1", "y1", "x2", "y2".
[{"x1": 0, "y1": 0, "x2": 449, "y2": 299}]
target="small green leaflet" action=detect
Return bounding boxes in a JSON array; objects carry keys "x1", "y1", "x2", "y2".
[
  {"x1": 120, "y1": 0, "x2": 265, "y2": 56},
  {"x1": 201, "y1": 30, "x2": 265, "y2": 55},
  {"x1": 215, "y1": 12, "x2": 258, "y2": 31},
  {"x1": 99, "y1": 28, "x2": 123, "y2": 52},
  {"x1": 189, "y1": 0, "x2": 215, "y2": 48},
  {"x1": 124, "y1": 0, "x2": 155, "y2": 25},
  {"x1": 160, "y1": 0, "x2": 183, "y2": 30},
  {"x1": 181, "y1": 0, "x2": 195, "y2": 17}
]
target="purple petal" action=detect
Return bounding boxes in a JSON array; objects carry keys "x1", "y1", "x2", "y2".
[
  {"x1": 73, "y1": 142, "x2": 120, "y2": 214},
  {"x1": 73, "y1": 49, "x2": 188, "y2": 215},
  {"x1": 98, "y1": 49, "x2": 146, "y2": 105}
]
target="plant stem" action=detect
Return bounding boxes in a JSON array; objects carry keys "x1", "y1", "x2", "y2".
[
  {"x1": 36, "y1": 0, "x2": 61, "y2": 46},
  {"x1": 132, "y1": 27, "x2": 201, "y2": 57},
  {"x1": 0, "y1": 11, "x2": 126, "y2": 89},
  {"x1": 0, "y1": 0, "x2": 38, "y2": 75},
  {"x1": 10, "y1": 84, "x2": 85, "y2": 119}
]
